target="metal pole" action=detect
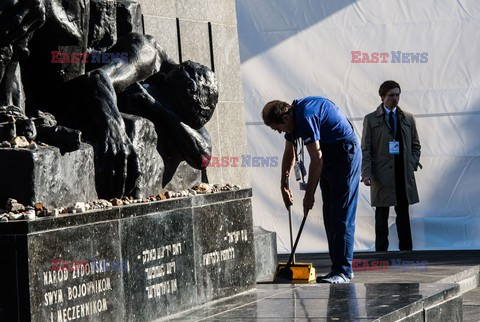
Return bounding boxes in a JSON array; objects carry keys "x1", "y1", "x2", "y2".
[
  {"x1": 286, "y1": 209, "x2": 309, "y2": 267},
  {"x1": 287, "y1": 180, "x2": 295, "y2": 264}
]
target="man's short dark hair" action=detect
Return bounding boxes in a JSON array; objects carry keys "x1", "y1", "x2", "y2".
[
  {"x1": 262, "y1": 100, "x2": 291, "y2": 125},
  {"x1": 379, "y1": 80, "x2": 401, "y2": 98}
]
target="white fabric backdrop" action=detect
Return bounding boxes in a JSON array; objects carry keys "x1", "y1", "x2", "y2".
[{"x1": 235, "y1": 0, "x2": 480, "y2": 253}]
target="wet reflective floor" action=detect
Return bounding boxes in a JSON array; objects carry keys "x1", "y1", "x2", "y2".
[
  {"x1": 165, "y1": 283, "x2": 458, "y2": 321},
  {"x1": 160, "y1": 250, "x2": 480, "y2": 321}
]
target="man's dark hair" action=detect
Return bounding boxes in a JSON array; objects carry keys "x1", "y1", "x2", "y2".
[
  {"x1": 379, "y1": 80, "x2": 401, "y2": 98},
  {"x1": 262, "y1": 100, "x2": 291, "y2": 125}
]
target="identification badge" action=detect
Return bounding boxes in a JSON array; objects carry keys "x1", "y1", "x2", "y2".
[
  {"x1": 293, "y1": 162, "x2": 301, "y2": 181},
  {"x1": 299, "y1": 182, "x2": 307, "y2": 191},
  {"x1": 389, "y1": 141, "x2": 400, "y2": 155},
  {"x1": 298, "y1": 160, "x2": 307, "y2": 177}
]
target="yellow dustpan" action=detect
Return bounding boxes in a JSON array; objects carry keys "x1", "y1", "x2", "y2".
[{"x1": 274, "y1": 208, "x2": 315, "y2": 283}]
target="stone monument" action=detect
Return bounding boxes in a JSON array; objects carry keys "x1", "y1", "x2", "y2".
[
  {"x1": 0, "y1": 0, "x2": 255, "y2": 320},
  {"x1": 0, "y1": 0, "x2": 222, "y2": 206}
]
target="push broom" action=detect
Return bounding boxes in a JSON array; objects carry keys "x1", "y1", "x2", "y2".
[{"x1": 274, "y1": 201, "x2": 316, "y2": 283}]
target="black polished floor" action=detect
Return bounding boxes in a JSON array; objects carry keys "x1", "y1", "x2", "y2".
[
  {"x1": 165, "y1": 283, "x2": 459, "y2": 321},
  {"x1": 162, "y1": 250, "x2": 480, "y2": 321}
]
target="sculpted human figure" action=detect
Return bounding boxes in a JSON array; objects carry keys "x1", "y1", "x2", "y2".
[
  {"x1": 55, "y1": 32, "x2": 217, "y2": 195},
  {"x1": 0, "y1": 0, "x2": 46, "y2": 144},
  {"x1": 0, "y1": 0, "x2": 45, "y2": 109},
  {"x1": 48, "y1": 31, "x2": 169, "y2": 197},
  {"x1": 118, "y1": 59, "x2": 218, "y2": 184},
  {"x1": 1, "y1": 0, "x2": 218, "y2": 199}
]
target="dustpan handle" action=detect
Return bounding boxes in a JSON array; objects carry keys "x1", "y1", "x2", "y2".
[{"x1": 288, "y1": 205, "x2": 295, "y2": 265}]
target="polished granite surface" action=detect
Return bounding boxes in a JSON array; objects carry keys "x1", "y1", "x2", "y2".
[
  {"x1": 158, "y1": 250, "x2": 480, "y2": 321},
  {"x1": 163, "y1": 283, "x2": 459, "y2": 321},
  {"x1": 283, "y1": 250, "x2": 480, "y2": 285}
]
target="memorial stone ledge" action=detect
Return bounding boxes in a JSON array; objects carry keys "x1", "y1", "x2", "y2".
[{"x1": 0, "y1": 188, "x2": 254, "y2": 321}]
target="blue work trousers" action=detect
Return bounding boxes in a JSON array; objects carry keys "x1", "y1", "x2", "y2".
[{"x1": 319, "y1": 138, "x2": 361, "y2": 278}]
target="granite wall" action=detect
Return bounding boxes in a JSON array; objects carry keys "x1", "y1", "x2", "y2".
[
  {"x1": 137, "y1": 0, "x2": 250, "y2": 189},
  {"x1": 0, "y1": 189, "x2": 255, "y2": 321}
]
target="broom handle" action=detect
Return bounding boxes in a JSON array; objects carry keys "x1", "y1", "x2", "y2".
[
  {"x1": 286, "y1": 209, "x2": 309, "y2": 267},
  {"x1": 288, "y1": 205, "x2": 295, "y2": 265},
  {"x1": 286, "y1": 179, "x2": 295, "y2": 264}
]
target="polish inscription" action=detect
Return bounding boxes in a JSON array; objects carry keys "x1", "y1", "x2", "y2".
[{"x1": 39, "y1": 260, "x2": 118, "y2": 321}]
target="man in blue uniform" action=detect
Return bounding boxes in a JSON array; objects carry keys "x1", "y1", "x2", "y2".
[{"x1": 262, "y1": 97, "x2": 361, "y2": 283}]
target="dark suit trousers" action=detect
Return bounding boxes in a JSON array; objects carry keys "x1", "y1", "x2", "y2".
[
  {"x1": 375, "y1": 205, "x2": 413, "y2": 251},
  {"x1": 375, "y1": 122, "x2": 413, "y2": 251}
]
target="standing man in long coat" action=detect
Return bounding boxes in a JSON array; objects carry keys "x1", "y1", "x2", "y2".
[{"x1": 361, "y1": 80, "x2": 421, "y2": 252}]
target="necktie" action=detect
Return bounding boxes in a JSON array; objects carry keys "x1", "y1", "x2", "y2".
[{"x1": 388, "y1": 111, "x2": 395, "y2": 137}]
